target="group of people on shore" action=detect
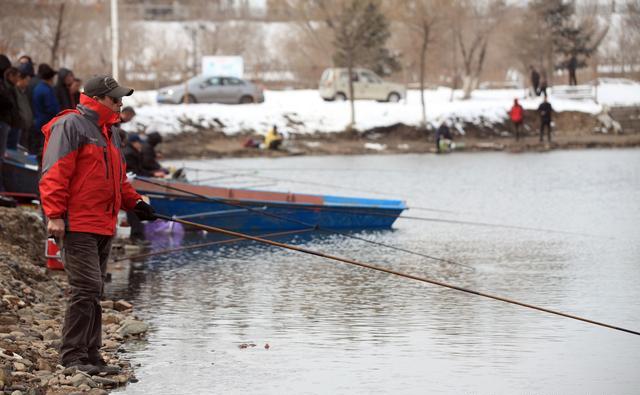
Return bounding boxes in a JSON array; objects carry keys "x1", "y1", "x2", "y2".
[
  {"x1": 0, "y1": 55, "x2": 80, "y2": 158},
  {"x1": 509, "y1": 96, "x2": 555, "y2": 143},
  {"x1": 0, "y1": 53, "x2": 170, "y2": 201}
]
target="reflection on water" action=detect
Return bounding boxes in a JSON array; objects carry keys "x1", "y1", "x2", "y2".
[{"x1": 109, "y1": 150, "x2": 640, "y2": 394}]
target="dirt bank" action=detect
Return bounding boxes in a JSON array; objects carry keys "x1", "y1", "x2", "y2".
[
  {"x1": 0, "y1": 208, "x2": 147, "y2": 394},
  {"x1": 158, "y1": 110, "x2": 640, "y2": 159}
]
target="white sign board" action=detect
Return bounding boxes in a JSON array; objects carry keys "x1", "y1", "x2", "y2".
[{"x1": 201, "y1": 56, "x2": 244, "y2": 78}]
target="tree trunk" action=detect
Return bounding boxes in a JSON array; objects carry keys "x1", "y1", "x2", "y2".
[
  {"x1": 50, "y1": 3, "x2": 66, "y2": 66},
  {"x1": 347, "y1": 61, "x2": 355, "y2": 128},
  {"x1": 462, "y1": 75, "x2": 476, "y2": 99},
  {"x1": 419, "y1": 26, "x2": 429, "y2": 127}
]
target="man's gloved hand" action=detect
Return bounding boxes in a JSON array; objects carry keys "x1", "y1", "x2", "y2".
[{"x1": 133, "y1": 200, "x2": 156, "y2": 221}]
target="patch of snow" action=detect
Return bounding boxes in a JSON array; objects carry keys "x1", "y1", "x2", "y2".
[
  {"x1": 364, "y1": 143, "x2": 387, "y2": 151},
  {"x1": 120, "y1": 81, "x2": 639, "y2": 136}
]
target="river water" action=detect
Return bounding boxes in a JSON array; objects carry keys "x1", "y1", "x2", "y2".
[{"x1": 108, "y1": 149, "x2": 640, "y2": 394}]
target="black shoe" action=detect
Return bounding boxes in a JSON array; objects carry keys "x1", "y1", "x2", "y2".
[
  {"x1": 90, "y1": 357, "x2": 122, "y2": 374},
  {"x1": 65, "y1": 360, "x2": 100, "y2": 375}
]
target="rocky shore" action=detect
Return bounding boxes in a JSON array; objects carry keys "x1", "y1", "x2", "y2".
[
  {"x1": 0, "y1": 208, "x2": 148, "y2": 395},
  {"x1": 158, "y1": 110, "x2": 640, "y2": 159}
]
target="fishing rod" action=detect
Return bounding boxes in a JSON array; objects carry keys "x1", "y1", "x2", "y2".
[
  {"x1": 155, "y1": 213, "x2": 640, "y2": 337},
  {"x1": 136, "y1": 177, "x2": 472, "y2": 270},
  {"x1": 114, "y1": 227, "x2": 316, "y2": 262}
]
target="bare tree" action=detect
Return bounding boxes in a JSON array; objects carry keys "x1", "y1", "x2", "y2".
[
  {"x1": 329, "y1": 0, "x2": 398, "y2": 127},
  {"x1": 400, "y1": 0, "x2": 449, "y2": 126},
  {"x1": 453, "y1": 0, "x2": 505, "y2": 99}
]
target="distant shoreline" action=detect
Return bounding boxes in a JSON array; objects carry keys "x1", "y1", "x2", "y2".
[{"x1": 159, "y1": 112, "x2": 640, "y2": 160}]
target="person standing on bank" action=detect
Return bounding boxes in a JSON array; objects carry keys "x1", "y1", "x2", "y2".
[
  {"x1": 529, "y1": 65, "x2": 540, "y2": 97},
  {"x1": 537, "y1": 95, "x2": 554, "y2": 143},
  {"x1": 39, "y1": 75, "x2": 157, "y2": 374},
  {"x1": 509, "y1": 98, "x2": 524, "y2": 141}
]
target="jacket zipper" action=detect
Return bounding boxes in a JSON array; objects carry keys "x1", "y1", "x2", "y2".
[
  {"x1": 103, "y1": 147, "x2": 112, "y2": 213},
  {"x1": 103, "y1": 148, "x2": 109, "y2": 179}
]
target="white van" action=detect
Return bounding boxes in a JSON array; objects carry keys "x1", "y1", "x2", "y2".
[{"x1": 319, "y1": 68, "x2": 406, "y2": 102}]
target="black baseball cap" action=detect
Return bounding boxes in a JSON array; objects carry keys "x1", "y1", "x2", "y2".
[{"x1": 84, "y1": 75, "x2": 133, "y2": 98}]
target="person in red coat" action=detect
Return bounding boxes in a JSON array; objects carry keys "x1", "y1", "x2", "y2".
[
  {"x1": 508, "y1": 98, "x2": 524, "y2": 141},
  {"x1": 40, "y1": 75, "x2": 156, "y2": 374}
]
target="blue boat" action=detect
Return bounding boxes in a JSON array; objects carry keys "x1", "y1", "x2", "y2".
[
  {"x1": 132, "y1": 178, "x2": 406, "y2": 232},
  {"x1": 0, "y1": 154, "x2": 406, "y2": 232},
  {"x1": 1, "y1": 149, "x2": 40, "y2": 202}
]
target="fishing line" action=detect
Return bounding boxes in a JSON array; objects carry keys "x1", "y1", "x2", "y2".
[
  {"x1": 155, "y1": 193, "x2": 603, "y2": 239},
  {"x1": 156, "y1": 213, "x2": 640, "y2": 337},
  {"x1": 136, "y1": 177, "x2": 473, "y2": 270}
]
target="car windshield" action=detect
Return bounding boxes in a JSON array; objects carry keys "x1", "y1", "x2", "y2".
[
  {"x1": 205, "y1": 77, "x2": 222, "y2": 86},
  {"x1": 222, "y1": 77, "x2": 244, "y2": 86},
  {"x1": 361, "y1": 71, "x2": 381, "y2": 83},
  {"x1": 188, "y1": 76, "x2": 207, "y2": 85}
]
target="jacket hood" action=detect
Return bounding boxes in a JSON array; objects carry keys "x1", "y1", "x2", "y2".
[{"x1": 146, "y1": 131, "x2": 162, "y2": 146}]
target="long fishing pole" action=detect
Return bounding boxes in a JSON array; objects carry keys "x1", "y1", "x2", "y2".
[
  {"x1": 155, "y1": 213, "x2": 640, "y2": 337},
  {"x1": 136, "y1": 177, "x2": 471, "y2": 269},
  {"x1": 114, "y1": 228, "x2": 315, "y2": 262}
]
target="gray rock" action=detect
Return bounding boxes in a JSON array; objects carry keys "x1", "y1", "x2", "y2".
[
  {"x1": 117, "y1": 320, "x2": 149, "y2": 336},
  {"x1": 70, "y1": 372, "x2": 97, "y2": 388},
  {"x1": 91, "y1": 375, "x2": 118, "y2": 386}
]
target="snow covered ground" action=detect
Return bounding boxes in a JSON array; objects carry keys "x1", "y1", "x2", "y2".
[{"x1": 121, "y1": 80, "x2": 640, "y2": 136}]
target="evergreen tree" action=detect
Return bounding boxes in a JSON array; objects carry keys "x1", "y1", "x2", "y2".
[
  {"x1": 527, "y1": 0, "x2": 605, "y2": 83},
  {"x1": 330, "y1": 0, "x2": 399, "y2": 126}
]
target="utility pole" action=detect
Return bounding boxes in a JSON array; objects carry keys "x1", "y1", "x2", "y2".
[{"x1": 111, "y1": 0, "x2": 119, "y2": 80}]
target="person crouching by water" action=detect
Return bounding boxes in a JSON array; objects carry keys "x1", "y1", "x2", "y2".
[
  {"x1": 264, "y1": 125, "x2": 283, "y2": 150},
  {"x1": 141, "y1": 130, "x2": 169, "y2": 176},
  {"x1": 509, "y1": 98, "x2": 524, "y2": 141},
  {"x1": 435, "y1": 121, "x2": 453, "y2": 153},
  {"x1": 39, "y1": 75, "x2": 157, "y2": 375}
]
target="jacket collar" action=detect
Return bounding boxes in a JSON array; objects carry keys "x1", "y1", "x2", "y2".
[{"x1": 78, "y1": 93, "x2": 120, "y2": 129}]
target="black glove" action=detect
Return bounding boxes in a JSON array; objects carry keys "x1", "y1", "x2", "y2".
[{"x1": 133, "y1": 200, "x2": 156, "y2": 221}]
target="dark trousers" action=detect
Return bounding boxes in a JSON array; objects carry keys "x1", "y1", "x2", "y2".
[
  {"x1": 513, "y1": 121, "x2": 523, "y2": 141},
  {"x1": 7, "y1": 127, "x2": 21, "y2": 150},
  {"x1": 60, "y1": 232, "x2": 113, "y2": 365},
  {"x1": 28, "y1": 125, "x2": 43, "y2": 155},
  {"x1": 540, "y1": 122, "x2": 552, "y2": 142},
  {"x1": 126, "y1": 210, "x2": 145, "y2": 240}
]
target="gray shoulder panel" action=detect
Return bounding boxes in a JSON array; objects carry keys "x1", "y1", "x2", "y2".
[{"x1": 41, "y1": 114, "x2": 105, "y2": 174}]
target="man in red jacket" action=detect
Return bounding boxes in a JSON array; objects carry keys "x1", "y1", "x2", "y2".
[
  {"x1": 508, "y1": 98, "x2": 524, "y2": 141},
  {"x1": 40, "y1": 75, "x2": 156, "y2": 374}
]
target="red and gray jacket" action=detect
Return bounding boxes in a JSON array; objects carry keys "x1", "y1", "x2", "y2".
[{"x1": 39, "y1": 94, "x2": 141, "y2": 236}]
